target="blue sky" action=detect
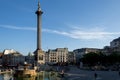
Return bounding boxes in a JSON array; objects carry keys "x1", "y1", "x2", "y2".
[{"x1": 0, "y1": 0, "x2": 120, "y2": 55}]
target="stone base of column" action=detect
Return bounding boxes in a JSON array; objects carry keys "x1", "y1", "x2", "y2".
[{"x1": 34, "y1": 49, "x2": 45, "y2": 65}]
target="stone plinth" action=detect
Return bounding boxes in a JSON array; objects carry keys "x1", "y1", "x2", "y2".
[
  {"x1": 34, "y1": 49, "x2": 45, "y2": 64},
  {"x1": 14, "y1": 69, "x2": 37, "y2": 77}
]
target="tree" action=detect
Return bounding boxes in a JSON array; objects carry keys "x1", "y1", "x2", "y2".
[
  {"x1": 81, "y1": 52, "x2": 100, "y2": 66},
  {"x1": 107, "y1": 52, "x2": 120, "y2": 65}
]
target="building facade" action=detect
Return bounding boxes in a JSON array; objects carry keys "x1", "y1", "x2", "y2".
[
  {"x1": 47, "y1": 48, "x2": 68, "y2": 64},
  {"x1": 44, "y1": 52, "x2": 49, "y2": 64},
  {"x1": 2, "y1": 49, "x2": 25, "y2": 66},
  {"x1": 102, "y1": 46, "x2": 112, "y2": 55},
  {"x1": 73, "y1": 48, "x2": 101, "y2": 63},
  {"x1": 110, "y1": 37, "x2": 120, "y2": 52},
  {"x1": 68, "y1": 51, "x2": 75, "y2": 64},
  {"x1": 25, "y1": 52, "x2": 35, "y2": 65}
]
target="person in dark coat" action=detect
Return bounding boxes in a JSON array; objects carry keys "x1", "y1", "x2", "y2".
[
  {"x1": 94, "y1": 72, "x2": 97, "y2": 79},
  {"x1": 61, "y1": 70, "x2": 64, "y2": 78}
]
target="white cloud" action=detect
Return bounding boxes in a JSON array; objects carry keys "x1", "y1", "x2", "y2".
[
  {"x1": 1, "y1": 25, "x2": 120, "y2": 40},
  {"x1": 43, "y1": 27, "x2": 120, "y2": 40},
  {"x1": 0, "y1": 25, "x2": 36, "y2": 31}
]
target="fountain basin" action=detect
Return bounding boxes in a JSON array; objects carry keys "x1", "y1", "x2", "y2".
[{"x1": 14, "y1": 69, "x2": 37, "y2": 77}]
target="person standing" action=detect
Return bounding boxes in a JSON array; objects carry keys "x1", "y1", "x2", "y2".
[
  {"x1": 119, "y1": 71, "x2": 120, "y2": 76},
  {"x1": 61, "y1": 70, "x2": 64, "y2": 77},
  {"x1": 94, "y1": 72, "x2": 97, "y2": 80}
]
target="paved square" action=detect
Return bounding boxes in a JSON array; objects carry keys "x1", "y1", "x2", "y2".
[{"x1": 64, "y1": 66, "x2": 120, "y2": 80}]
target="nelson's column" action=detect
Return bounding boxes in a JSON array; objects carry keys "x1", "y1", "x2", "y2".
[{"x1": 34, "y1": 1, "x2": 45, "y2": 64}]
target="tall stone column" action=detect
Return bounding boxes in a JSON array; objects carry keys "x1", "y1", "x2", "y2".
[
  {"x1": 34, "y1": 1, "x2": 44, "y2": 65},
  {"x1": 36, "y1": 2, "x2": 43, "y2": 50}
]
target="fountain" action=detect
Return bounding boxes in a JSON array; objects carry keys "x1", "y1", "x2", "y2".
[{"x1": 14, "y1": 62, "x2": 37, "y2": 77}]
